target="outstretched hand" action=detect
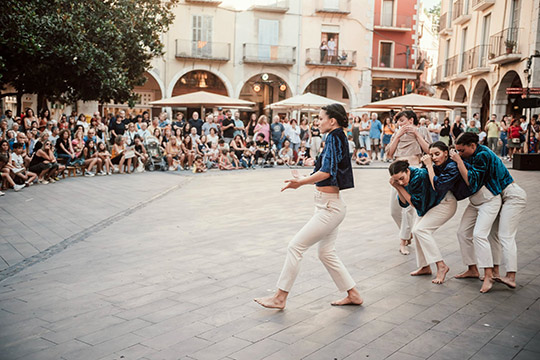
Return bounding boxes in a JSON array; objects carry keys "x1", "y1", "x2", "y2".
[{"x1": 281, "y1": 178, "x2": 302, "y2": 192}]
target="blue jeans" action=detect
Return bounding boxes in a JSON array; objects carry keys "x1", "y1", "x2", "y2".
[
  {"x1": 500, "y1": 133, "x2": 508, "y2": 157},
  {"x1": 359, "y1": 134, "x2": 371, "y2": 151},
  {"x1": 57, "y1": 153, "x2": 74, "y2": 165}
]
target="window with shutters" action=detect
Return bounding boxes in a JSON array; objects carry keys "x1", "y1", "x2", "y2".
[
  {"x1": 306, "y1": 78, "x2": 327, "y2": 97},
  {"x1": 192, "y1": 15, "x2": 213, "y2": 57}
]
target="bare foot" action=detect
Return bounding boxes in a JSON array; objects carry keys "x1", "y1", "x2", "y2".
[
  {"x1": 432, "y1": 265, "x2": 450, "y2": 284},
  {"x1": 254, "y1": 296, "x2": 286, "y2": 309},
  {"x1": 480, "y1": 277, "x2": 494, "y2": 293},
  {"x1": 455, "y1": 269, "x2": 480, "y2": 279},
  {"x1": 493, "y1": 276, "x2": 516, "y2": 289},
  {"x1": 331, "y1": 293, "x2": 363, "y2": 306},
  {"x1": 410, "y1": 266, "x2": 432, "y2": 276},
  {"x1": 399, "y1": 244, "x2": 410, "y2": 255}
]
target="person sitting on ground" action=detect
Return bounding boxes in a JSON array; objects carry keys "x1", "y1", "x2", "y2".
[
  {"x1": 111, "y1": 136, "x2": 131, "y2": 174},
  {"x1": 166, "y1": 135, "x2": 183, "y2": 171},
  {"x1": 355, "y1": 147, "x2": 371, "y2": 165},
  {"x1": 83, "y1": 139, "x2": 103, "y2": 176},
  {"x1": 0, "y1": 140, "x2": 26, "y2": 191},
  {"x1": 96, "y1": 142, "x2": 113, "y2": 175},
  {"x1": 241, "y1": 141, "x2": 255, "y2": 168},
  {"x1": 297, "y1": 144, "x2": 314, "y2": 166},
  {"x1": 133, "y1": 135, "x2": 148, "y2": 171},
  {"x1": 277, "y1": 139, "x2": 295, "y2": 166},
  {"x1": 180, "y1": 135, "x2": 195, "y2": 170},
  {"x1": 193, "y1": 155, "x2": 207, "y2": 173},
  {"x1": 207, "y1": 141, "x2": 220, "y2": 168},
  {"x1": 28, "y1": 139, "x2": 62, "y2": 184},
  {"x1": 11, "y1": 142, "x2": 37, "y2": 186},
  {"x1": 217, "y1": 138, "x2": 229, "y2": 153},
  {"x1": 218, "y1": 149, "x2": 237, "y2": 170},
  {"x1": 254, "y1": 133, "x2": 272, "y2": 165}
]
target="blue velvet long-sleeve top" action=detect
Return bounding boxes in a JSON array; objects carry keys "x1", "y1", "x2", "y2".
[
  {"x1": 433, "y1": 159, "x2": 472, "y2": 201},
  {"x1": 313, "y1": 128, "x2": 354, "y2": 190},
  {"x1": 464, "y1": 145, "x2": 513, "y2": 196},
  {"x1": 398, "y1": 167, "x2": 446, "y2": 217}
]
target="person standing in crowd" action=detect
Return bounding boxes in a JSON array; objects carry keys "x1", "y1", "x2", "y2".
[
  {"x1": 288, "y1": 119, "x2": 301, "y2": 153},
  {"x1": 233, "y1": 111, "x2": 245, "y2": 138},
  {"x1": 388, "y1": 151, "x2": 456, "y2": 284},
  {"x1": 172, "y1": 112, "x2": 185, "y2": 132},
  {"x1": 507, "y1": 117, "x2": 522, "y2": 161},
  {"x1": 299, "y1": 118, "x2": 311, "y2": 152},
  {"x1": 484, "y1": 114, "x2": 499, "y2": 153},
  {"x1": 471, "y1": 113, "x2": 481, "y2": 128},
  {"x1": 319, "y1": 40, "x2": 328, "y2": 63},
  {"x1": 245, "y1": 113, "x2": 258, "y2": 142},
  {"x1": 270, "y1": 115, "x2": 285, "y2": 151},
  {"x1": 499, "y1": 116, "x2": 509, "y2": 159},
  {"x1": 327, "y1": 37, "x2": 336, "y2": 63},
  {"x1": 526, "y1": 114, "x2": 539, "y2": 153},
  {"x1": 2, "y1": 110, "x2": 15, "y2": 130},
  {"x1": 254, "y1": 114, "x2": 270, "y2": 143},
  {"x1": 188, "y1": 111, "x2": 203, "y2": 136},
  {"x1": 450, "y1": 115, "x2": 465, "y2": 143},
  {"x1": 386, "y1": 110, "x2": 431, "y2": 255},
  {"x1": 381, "y1": 117, "x2": 395, "y2": 161},
  {"x1": 369, "y1": 113, "x2": 382, "y2": 161},
  {"x1": 254, "y1": 103, "x2": 362, "y2": 309},
  {"x1": 466, "y1": 119, "x2": 480, "y2": 134},
  {"x1": 157, "y1": 112, "x2": 170, "y2": 129},
  {"x1": 428, "y1": 118, "x2": 440, "y2": 143},
  {"x1": 452, "y1": 132, "x2": 526, "y2": 292},
  {"x1": 439, "y1": 118, "x2": 452, "y2": 146},
  {"x1": 358, "y1": 114, "x2": 371, "y2": 158},
  {"x1": 310, "y1": 118, "x2": 322, "y2": 159},
  {"x1": 221, "y1": 110, "x2": 235, "y2": 144}
]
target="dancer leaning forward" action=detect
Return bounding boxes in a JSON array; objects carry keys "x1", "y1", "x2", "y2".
[{"x1": 254, "y1": 104, "x2": 363, "y2": 310}]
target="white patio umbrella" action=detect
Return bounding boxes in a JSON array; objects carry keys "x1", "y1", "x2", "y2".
[
  {"x1": 361, "y1": 93, "x2": 465, "y2": 110},
  {"x1": 149, "y1": 91, "x2": 255, "y2": 115},
  {"x1": 268, "y1": 92, "x2": 345, "y2": 109}
]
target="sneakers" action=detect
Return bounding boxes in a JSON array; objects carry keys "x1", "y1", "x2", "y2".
[
  {"x1": 85, "y1": 171, "x2": 95, "y2": 177},
  {"x1": 13, "y1": 184, "x2": 25, "y2": 192},
  {"x1": 107, "y1": 171, "x2": 112, "y2": 176},
  {"x1": 48, "y1": 178, "x2": 56, "y2": 183},
  {"x1": 0, "y1": 191, "x2": 4, "y2": 196},
  {"x1": 97, "y1": 171, "x2": 106, "y2": 176},
  {"x1": 38, "y1": 179, "x2": 49, "y2": 185}
]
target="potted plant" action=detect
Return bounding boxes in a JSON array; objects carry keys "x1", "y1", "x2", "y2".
[
  {"x1": 488, "y1": 52, "x2": 496, "y2": 60},
  {"x1": 504, "y1": 40, "x2": 516, "y2": 54}
]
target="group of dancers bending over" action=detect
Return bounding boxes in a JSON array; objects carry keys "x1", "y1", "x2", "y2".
[{"x1": 254, "y1": 106, "x2": 526, "y2": 310}]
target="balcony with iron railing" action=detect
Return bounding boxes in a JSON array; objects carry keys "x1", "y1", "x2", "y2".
[
  {"x1": 433, "y1": 65, "x2": 445, "y2": 85},
  {"x1": 472, "y1": 0, "x2": 495, "y2": 11},
  {"x1": 305, "y1": 48, "x2": 356, "y2": 68},
  {"x1": 444, "y1": 55, "x2": 458, "y2": 78},
  {"x1": 175, "y1": 39, "x2": 230, "y2": 62},
  {"x1": 243, "y1": 43, "x2": 296, "y2": 65},
  {"x1": 438, "y1": 13, "x2": 452, "y2": 36},
  {"x1": 250, "y1": 0, "x2": 289, "y2": 13},
  {"x1": 452, "y1": 0, "x2": 471, "y2": 24},
  {"x1": 489, "y1": 27, "x2": 522, "y2": 65},
  {"x1": 374, "y1": 13, "x2": 413, "y2": 31},
  {"x1": 315, "y1": 0, "x2": 351, "y2": 14},
  {"x1": 462, "y1": 44, "x2": 490, "y2": 75}
]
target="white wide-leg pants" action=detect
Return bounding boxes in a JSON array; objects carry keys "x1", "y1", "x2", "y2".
[
  {"x1": 412, "y1": 192, "x2": 457, "y2": 268},
  {"x1": 390, "y1": 186, "x2": 416, "y2": 240},
  {"x1": 457, "y1": 187, "x2": 502, "y2": 268},
  {"x1": 276, "y1": 190, "x2": 356, "y2": 293},
  {"x1": 489, "y1": 183, "x2": 527, "y2": 272}
]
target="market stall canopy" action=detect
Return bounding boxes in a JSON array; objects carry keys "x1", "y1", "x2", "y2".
[
  {"x1": 268, "y1": 92, "x2": 345, "y2": 109},
  {"x1": 360, "y1": 93, "x2": 465, "y2": 110},
  {"x1": 149, "y1": 91, "x2": 255, "y2": 107}
]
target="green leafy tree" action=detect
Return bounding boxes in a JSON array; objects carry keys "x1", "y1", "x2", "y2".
[{"x1": 0, "y1": 0, "x2": 177, "y2": 115}]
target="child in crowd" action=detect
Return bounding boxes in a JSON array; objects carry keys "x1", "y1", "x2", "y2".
[
  {"x1": 355, "y1": 147, "x2": 371, "y2": 165},
  {"x1": 296, "y1": 144, "x2": 311, "y2": 166},
  {"x1": 241, "y1": 141, "x2": 255, "y2": 169},
  {"x1": 207, "y1": 142, "x2": 219, "y2": 169},
  {"x1": 11, "y1": 142, "x2": 37, "y2": 186},
  {"x1": 192, "y1": 155, "x2": 207, "y2": 173},
  {"x1": 97, "y1": 142, "x2": 114, "y2": 175},
  {"x1": 218, "y1": 149, "x2": 235, "y2": 170},
  {"x1": 347, "y1": 135, "x2": 356, "y2": 158}
]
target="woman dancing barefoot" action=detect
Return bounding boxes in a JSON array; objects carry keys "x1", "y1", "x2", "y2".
[
  {"x1": 388, "y1": 158, "x2": 453, "y2": 284},
  {"x1": 254, "y1": 104, "x2": 363, "y2": 309}
]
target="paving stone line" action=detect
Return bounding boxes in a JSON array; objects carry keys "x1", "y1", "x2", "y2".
[{"x1": 0, "y1": 178, "x2": 192, "y2": 283}]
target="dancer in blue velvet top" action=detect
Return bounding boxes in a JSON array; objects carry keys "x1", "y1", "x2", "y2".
[{"x1": 452, "y1": 132, "x2": 526, "y2": 292}]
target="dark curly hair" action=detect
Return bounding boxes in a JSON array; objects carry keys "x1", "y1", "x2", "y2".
[{"x1": 321, "y1": 103, "x2": 348, "y2": 128}]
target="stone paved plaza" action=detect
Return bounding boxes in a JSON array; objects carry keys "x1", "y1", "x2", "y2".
[{"x1": 0, "y1": 168, "x2": 539, "y2": 360}]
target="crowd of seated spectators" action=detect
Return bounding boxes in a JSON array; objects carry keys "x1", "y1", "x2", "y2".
[{"x1": 0, "y1": 107, "x2": 332, "y2": 196}]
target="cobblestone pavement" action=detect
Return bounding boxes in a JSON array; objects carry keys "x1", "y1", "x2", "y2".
[{"x1": 0, "y1": 168, "x2": 539, "y2": 360}]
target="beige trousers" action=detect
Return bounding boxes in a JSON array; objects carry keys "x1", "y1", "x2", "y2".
[
  {"x1": 489, "y1": 183, "x2": 527, "y2": 272},
  {"x1": 412, "y1": 192, "x2": 457, "y2": 268},
  {"x1": 457, "y1": 187, "x2": 502, "y2": 269},
  {"x1": 390, "y1": 186, "x2": 416, "y2": 240},
  {"x1": 277, "y1": 190, "x2": 356, "y2": 292}
]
